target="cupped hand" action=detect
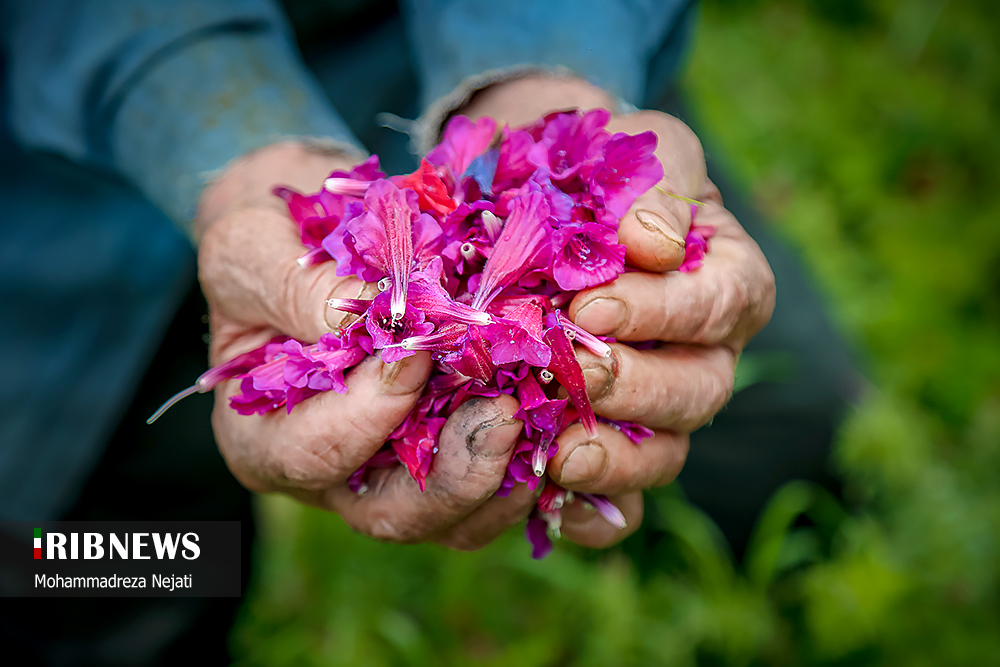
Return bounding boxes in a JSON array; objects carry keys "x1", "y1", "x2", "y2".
[
  {"x1": 464, "y1": 77, "x2": 776, "y2": 547},
  {"x1": 197, "y1": 142, "x2": 536, "y2": 548}
]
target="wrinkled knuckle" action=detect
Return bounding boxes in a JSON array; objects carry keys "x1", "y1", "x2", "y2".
[
  {"x1": 708, "y1": 277, "x2": 749, "y2": 342},
  {"x1": 276, "y1": 445, "x2": 337, "y2": 490}
]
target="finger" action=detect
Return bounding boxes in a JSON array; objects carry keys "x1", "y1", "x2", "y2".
[
  {"x1": 199, "y1": 206, "x2": 364, "y2": 345},
  {"x1": 579, "y1": 343, "x2": 735, "y2": 432},
  {"x1": 569, "y1": 204, "x2": 775, "y2": 348},
  {"x1": 434, "y1": 482, "x2": 539, "y2": 551},
  {"x1": 561, "y1": 491, "x2": 643, "y2": 548},
  {"x1": 606, "y1": 111, "x2": 707, "y2": 272},
  {"x1": 548, "y1": 423, "x2": 689, "y2": 495},
  {"x1": 321, "y1": 395, "x2": 523, "y2": 543},
  {"x1": 212, "y1": 352, "x2": 432, "y2": 492}
]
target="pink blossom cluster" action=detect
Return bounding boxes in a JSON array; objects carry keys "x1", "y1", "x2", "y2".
[{"x1": 154, "y1": 110, "x2": 713, "y2": 558}]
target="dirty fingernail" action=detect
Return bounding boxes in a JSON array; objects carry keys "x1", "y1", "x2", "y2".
[
  {"x1": 452, "y1": 397, "x2": 523, "y2": 461},
  {"x1": 558, "y1": 443, "x2": 608, "y2": 486},
  {"x1": 583, "y1": 366, "x2": 614, "y2": 402},
  {"x1": 380, "y1": 355, "x2": 429, "y2": 395},
  {"x1": 574, "y1": 297, "x2": 627, "y2": 336},
  {"x1": 635, "y1": 209, "x2": 685, "y2": 247}
]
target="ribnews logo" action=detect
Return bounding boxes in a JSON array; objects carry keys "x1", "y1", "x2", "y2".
[
  {"x1": 2, "y1": 521, "x2": 241, "y2": 598},
  {"x1": 31, "y1": 527, "x2": 201, "y2": 561}
]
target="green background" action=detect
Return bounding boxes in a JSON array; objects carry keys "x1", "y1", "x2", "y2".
[{"x1": 232, "y1": 1, "x2": 1000, "y2": 664}]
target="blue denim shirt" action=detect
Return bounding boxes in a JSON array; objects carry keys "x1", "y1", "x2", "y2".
[{"x1": 0, "y1": 0, "x2": 693, "y2": 519}]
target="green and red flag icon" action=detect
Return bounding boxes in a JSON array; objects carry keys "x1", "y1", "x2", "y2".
[{"x1": 34, "y1": 528, "x2": 41, "y2": 559}]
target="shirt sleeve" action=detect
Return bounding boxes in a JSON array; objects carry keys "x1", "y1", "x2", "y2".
[
  {"x1": 3, "y1": 0, "x2": 363, "y2": 232},
  {"x1": 401, "y1": 0, "x2": 695, "y2": 150}
]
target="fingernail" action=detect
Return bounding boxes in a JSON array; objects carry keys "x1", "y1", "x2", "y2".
[
  {"x1": 380, "y1": 355, "x2": 428, "y2": 395},
  {"x1": 558, "y1": 443, "x2": 608, "y2": 486},
  {"x1": 574, "y1": 297, "x2": 627, "y2": 336},
  {"x1": 459, "y1": 398, "x2": 522, "y2": 460},
  {"x1": 325, "y1": 278, "x2": 367, "y2": 330},
  {"x1": 583, "y1": 366, "x2": 614, "y2": 402},
  {"x1": 635, "y1": 209, "x2": 685, "y2": 247}
]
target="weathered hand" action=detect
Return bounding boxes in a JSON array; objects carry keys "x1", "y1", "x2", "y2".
[
  {"x1": 197, "y1": 142, "x2": 536, "y2": 548},
  {"x1": 464, "y1": 77, "x2": 776, "y2": 547}
]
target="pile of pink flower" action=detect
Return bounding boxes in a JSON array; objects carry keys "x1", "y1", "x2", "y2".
[{"x1": 155, "y1": 109, "x2": 714, "y2": 558}]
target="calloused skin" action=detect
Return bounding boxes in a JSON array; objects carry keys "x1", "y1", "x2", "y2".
[{"x1": 196, "y1": 74, "x2": 774, "y2": 552}]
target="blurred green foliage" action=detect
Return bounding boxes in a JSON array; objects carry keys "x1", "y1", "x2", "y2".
[{"x1": 231, "y1": 1, "x2": 1000, "y2": 664}]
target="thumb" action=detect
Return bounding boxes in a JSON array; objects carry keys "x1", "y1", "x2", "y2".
[
  {"x1": 321, "y1": 394, "x2": 524, "y2": 543},
  {"x1": 198, "y1": 204, "x2": 367, "y2": 343},
  {"x1": 606, "y1": 111, "x2": 707, "y2": 273}
]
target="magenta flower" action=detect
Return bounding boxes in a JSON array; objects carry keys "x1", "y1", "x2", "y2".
[
  {"x1": 347, "y1": 449, "x2": 399, "y2": 494},
  {"x1": 543, "y1": 316, "x2": 599, "y2": 438},
  {"x1": 390, "y1": 322, "x2": 469, "y2": 359},
  {"x1": 274, "y1": 156, "x2": 387, "y2": 267},
  {"x1": 147, "y1": 336, "x2": 289, "y2": 423},
  {"x1": 407, "y1": 264, "x2": 492, "y2": 328},
  {"x1": 493, "y1": 128, "x2": 536, "y2": 192},
  {"x1": 598, "y1": 417, "x2": 655, "y2": 444},
  {"x1": 551, "y1": 222, "x2": 627, "y2": 291},
  {"x1": 392, "y1": 417, "x2": 447, "y2": 491},
  {"x1": 471, "y1": 192, "x2": 553, "y2": 310},
  {"x1": 527, "y1": 109, "x2": 611, "y2": 183},
  {"x1": 365, "y1": 291, "x2": 434, "y2": 362},
  {"x1": 426, "y1": 115, "x2": 497, "y2": 179},
  {"x1": 577, "y1": 493, "x2": 628, "y2": 529},
  {"x1": 679, "y1": 223, "x2": 716, "y2": 273},
  {"x1": 590, "y1": 131, "x2": 663, "y2": 219},
  {"x1": 525, "y1": 514, "x2": 553, "y2": 560},
  {"x1": 514, "y1": 371, "x2": 566, "y2": 476},
  {"x1": 444, "y1": 325, "x2": 493, "y2": 383},
  {"x1": 320, "y1": 154, "x2": 385, "y2": 197},
  {"x1": 481, "y1": 301, "x2": 551, "y2": 367},
  {"x1": 350, "y1": 180, "x2": 417, "y2": 319},
  {"x1": 557, "y1": 313, "x2": 613, "y2": 359}
]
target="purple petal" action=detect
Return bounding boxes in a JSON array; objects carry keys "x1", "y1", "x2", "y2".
[
  {"x1": 590, "y1": 131, "x2": 663, "y2": 219},
  {"x1": 551, "y1": 223, "x2": 626, "y2": 291},
  {"x1": 426, "y1": 116, "x2": 497, "y2": 178},
  {"x1": 471, "y1": 192, "x2": 552, "y2": 310},
  {"x1": 578, "y1": 493, "x2": 628, "y2": 529},
  {"x1": 543, "y1": 319, "x2": 598, "y2": 438},
  {"x1": 678, "y1": 224, "x2": 716, "y2": 273},
  {"x1": 525, "y1": 515, "x2": 554, "y2": 560}
]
